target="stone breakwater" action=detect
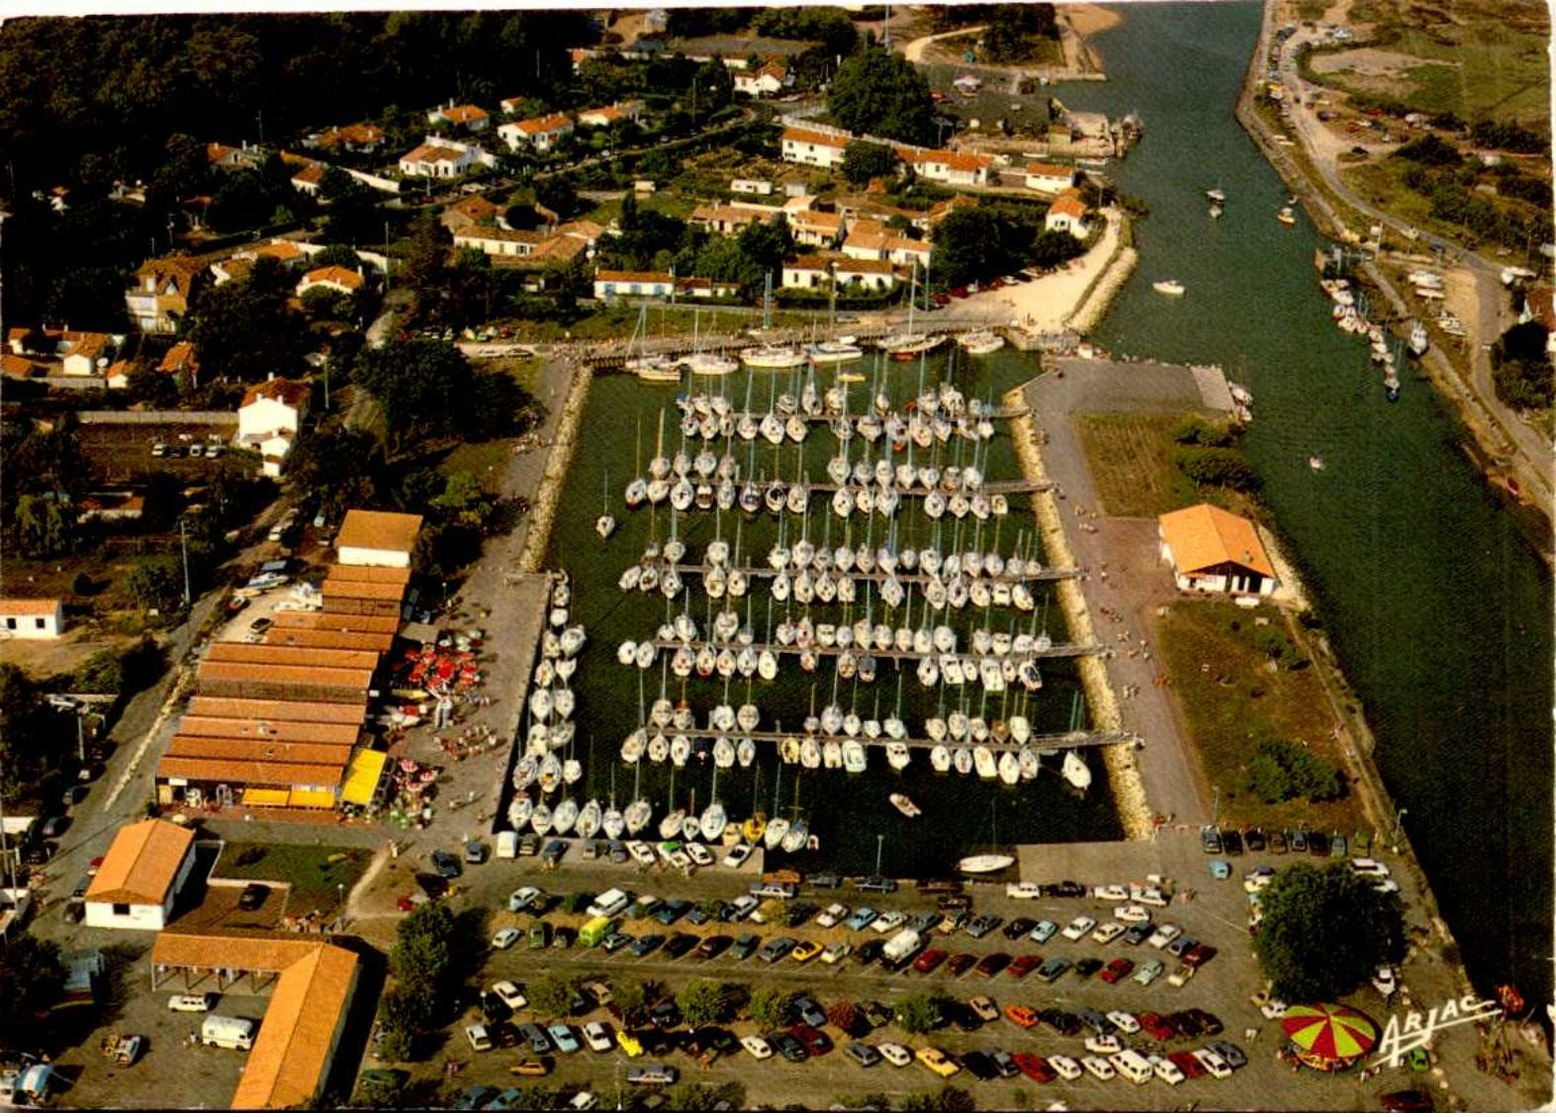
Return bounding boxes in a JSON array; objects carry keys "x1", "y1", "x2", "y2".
[
  {"x1": 1006, "y1": 387, "x2": 1155, "y2": 841},
  {"x1": 1067, "y1": 235, "x2": 1139, "y2": 338},
  {"x1": 516, "y1": 361, "x2": 595, "y2": 574}
]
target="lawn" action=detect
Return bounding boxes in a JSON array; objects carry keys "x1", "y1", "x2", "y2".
[
  {"x1": 1151, "y1": 601, "x2": 1368, "y2": 836},
  {"x1": 216, "y1": 842, "x2": 370, "y2": 916},
  {"x1": 1073, "y1": 413, "x2": 1204, "y2": 517}
]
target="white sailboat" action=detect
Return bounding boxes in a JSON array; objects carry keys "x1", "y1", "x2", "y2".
[
  {"x1": 1062, "y1": 750, "x2": 1092, "y2": 791},
  {"x1": 879, "y1": 262, "x2": 944, "y2": 359},
  {"x1": 958, "y1": 853, "x2": 1016, "y2": 873},
  {"x1": 596, "y1": 471, "x2": 616, "y2": 541}
]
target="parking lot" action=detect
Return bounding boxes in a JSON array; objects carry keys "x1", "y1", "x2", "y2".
[
  {"x1": 74, "y1": 421, "x2": 241, "y2": 485},
  {"x1": 383, "y1": 830, "x2": 1432, "y2": 1110}
]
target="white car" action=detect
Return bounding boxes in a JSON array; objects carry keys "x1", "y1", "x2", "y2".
[
  {"x1": 1148, "y1": 923, "x2": 1181, "y2": 949},
  {"x1": 1243, "y1": 868, "x2": 1276, "y2": 894},
  {"x1": 1006, "y1": 881, "x2": 1043, "y2": 899},
  {"x1": 728, "y1": 895, "x2": 761, "y2": 921},
  {"x1": 627, "y1": 841, "x2": 657, "y2": 866},
  {"x1": 1092, "y1": 883, "x2": 1129, "y2": 902},
  {"x1": 1112, "y1": 904, "x2": 1151, "y2": 925},
  {"x1": 465, "y1": 1024, "x2": 492, "y2": 1052},
  {"x1": 870, "y1": 910, "x2": 906, "y2": 934},
  {"x1": 741, "y1": 1035, "x2": 773, "y2": 1060},
  {"x1": 1350, "y1": 857, "x2": 1390, "y2": 878},
  {"x1": 685, "y1": 842, "x2": 714, "y2": 867},
  {"x1": 1107, "y1": 1010, "x2": 1141, "y2": 1034},
  {"x1": 821, "y1": 942, "x2": 852, "y2": 964},
  {"x1": 491, "y1": 980, "x2": 528, "y2": 1011},
  {"x1": 568, "y1": 1091, "x2": 600, "y2": 1111},
  {"x1": 1091, "y1": 921, "x2": 1125, "y2": 945},
  {"x1": 1061, "y1": 915, "x2": 1096, "y2": 942},
  {"x1": 1081, "y1": 1054, "x2": 1117, "y2": 1081},
  {"x1": 878, "y1": 1043, "x2": 913, "y2": 1068},
  {"x1": 508, "y1": 887, "x2": 542, "y2": 913},
  {"x1": 1048, "y1": 1054, "x2": 1083, "y2": 1081},
  {"x1": 582, "y1": 1021, "x2": 614, "y2": 1052},
  {"x1": 1193, "y1": 1048, "x2": 1234, "y2": 1080},
  {"x1": 491, "y1": 927, "x2": 521, "y2": 950},
  {"x1": 1084, "y1": 1033, "x2": 1122, "y2": 1055},
  {"x1": 722, "y1": 843, "x2": 754, "y2": 868},
  {"x1": 1149, "y1": 1054, "x2": 1185, "y2": 1085},
  {"x1": 1130, "y1": 884, "x2": 1170, "y2": 907},
  {"x1": 816, "y1": 903, "x2": 850, "y2": 928}
]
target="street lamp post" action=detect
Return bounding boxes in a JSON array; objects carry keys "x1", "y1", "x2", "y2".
[
  {"x1": 875, "y1": 833, "x2": 884, "y2": 877},
  {"x1": 1210, "y1": 785, "x2": 1220, "y2": 828},
  {"x1": 1391, "y1": 808, "x2": 1408, "y2": 850}
]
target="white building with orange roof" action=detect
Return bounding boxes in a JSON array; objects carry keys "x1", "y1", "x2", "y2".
[
  {"x1": 498, "y1": 112, "x2": 575, "y2": 153},
  {"x1": 0, "y1": 598, "x2": 64, "y2": 640},
  {"x1": 82, "y1": 819, "x2": 197, "y2": 930},
  {"x1": 398, "y1": 137, "x2": 491, "y2": 179},
  {"x1": 1024, "y1": 161, "x2": 1079, "y2": 196},
  {"x1": 296, "y1": 265, "x2": 364, "y2": 298},
  {"x1": 1045, "y1": 187, "x2": 1092, "y2": 238},
  {"x1": 780, "y1": 126, "x2": 850, "y2": 170},
  {"x1": 735, "y1": 60, "x2": 790, "y2": 98},
  {"x1": 897, "y1": 146, "x2": 996, "y2": 188},
  {"x1": 1158, "y1": 504, "x2": 1277, "y2": 597},
  {"x1": 576, "y1": 101, "x2": 644, "y2": 129},
  {"x1": 427, "y1": 102, "x2": 490, "y2": 132}
]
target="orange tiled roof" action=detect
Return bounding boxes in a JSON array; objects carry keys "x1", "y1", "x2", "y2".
[
  {"x1": 241, "y1": 378, "x2": 310, "y2": 409},
  {"x1": 84, "y1": 820, "x2": 193, "y2": 906},
  {"x1": 781, "y1": 127, "x2": 849, "y2": 150},
  {"x1": 336, "y1": 509, "x2": 423, "y2": 556},
  {"x1": 0, "y1": 598, "x2": 60, "y2": 615},
  {"x1": 518, "y1": 112, "x2": 573, "y2": 135},
  {"x1": 300, "y1": 265, "x2": 364, "y2": 291},
  {"x1": 159, "y1": 341, "x2": 198, "y2": 374},
  {"x1": 1159, "y1": 503, "x2": 1275, "y2": 579},
  {"x1": 401, "y1": 142, "x2": 466, "y2": 164},
  {"x1": 439, "y1": 104, "x2": 488, "y2": 125},
  {"x1": 596, "y1": 269, "x2": 674, "y2": 285}
]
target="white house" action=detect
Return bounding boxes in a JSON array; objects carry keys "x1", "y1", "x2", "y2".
[
  {"x1": 789, "y1": 210, "x2": 845, "y2": 248},
  {"x1": 238, "y1": 377, "x2": 309, "y2": 477},
  {"x1": 1158, "y1": 504, "x2": 1277, "y2": 597},
  {"x1": 593, "y1": 270, "x2": 675, "y2": 300},
  {"x1": 60, "y1": 332, "x2": 115, "y2": 377},
  {"x1": 576, "y1": 101, "x2": 644, "y2": 129},
  {"x1": 780, "y1": 127, "x2": 850, "y2": 170},
  {"x1": 1045, "y1": 189, "x2": 1092, "y2": 238},
  {"x1": 731, "y1": 178, "x2": 772, "y2": 196},
  {"x1": 1024, "y1": 162, "x2": 1078, "y2": 196},
  {"x1": 427, "y1": 102, "x2": 490, "y2": 132},
  {"x1": 82, "y1": 820, "x2": 197, "y2": 931},
  {"x1": 295, "y1": 266, "x2": 364, "y2": 298},
  {"x1": 451, "y1": 226, "x2": 547, "y2": 258},
  {"x1": 499, "y1": 112, "x2": 575, "y2": 153},
  {"x1": 782, "y1": 254, "x2": 896, "y2": 293},
  {"x1": 735, "y1": 61, "x2": 789, "y2": 98},
  {"x1": 398, "y1": 138, "x2": 490, "y2": 179},
  {"x1": 898, "y1": 146, "x2": 995, "y2": 187},
  {"x1": 0, "y1": 599, "x2": 64, "y2": 640},
  {"x1": 335, "y1": 509, "x2": 424, "y2": 568}
]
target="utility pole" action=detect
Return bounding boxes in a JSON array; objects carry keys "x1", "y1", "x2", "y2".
[
  {"x1": 178, "y1": 518, "x2": 192, "y2": 607},
  {"x1": 875, "y1": 833, "x2": 884, "y2": 876}
]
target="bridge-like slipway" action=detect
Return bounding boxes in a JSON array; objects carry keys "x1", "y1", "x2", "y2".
[
  {"x1": 642, "y1": 638, "x2": 1101, "y2": 665},
  {"x1": 633, "y1": 726, "x2": 1136, "y2": 754},
  {"x1": 657, "y1": 561, "x2": 1080, "y2": 586}
]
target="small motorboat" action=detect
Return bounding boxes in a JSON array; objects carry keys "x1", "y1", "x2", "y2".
[
  {"x1": 1309, "y1": 454, "x2": 1325, "y2": 472},
  {"x1": 890, "y1": 793, "x2": 922, "y2": 818},
  {"x1": 1152, "y1": 279, "x2": 1186, "y2": 296}
]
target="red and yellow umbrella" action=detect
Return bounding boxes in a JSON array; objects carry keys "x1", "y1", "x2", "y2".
[{"x1": 1281, "y1": 1003, "x2": 1378, "y2": 1060}]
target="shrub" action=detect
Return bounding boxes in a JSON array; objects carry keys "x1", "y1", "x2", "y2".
[
  {"x1": 1245, "y1": 738, "x2": 1344, "y2": 803},
  {"x1": 1174, "y1": 447, "x2": 1263, "y2": 493}
]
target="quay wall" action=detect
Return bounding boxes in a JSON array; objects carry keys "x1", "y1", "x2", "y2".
[
  {"x1": 1006, "y1": 388, "x2": 1154, "y2": 841},
  {"x1": 516, "y1": 361, "x2": 594, "y2": 574}
]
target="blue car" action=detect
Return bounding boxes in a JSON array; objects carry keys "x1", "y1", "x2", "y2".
[
  {"x1": 845, "y1": 907, "x2": 878, "y2": 932},
  {"x1": 1208, "y1": 860, "x2": 1232, "y2": 880}
]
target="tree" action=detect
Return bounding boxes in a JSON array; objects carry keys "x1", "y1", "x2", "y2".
[
  {"x1": 840, "y1": 141, "x2": 901, "y2": 187},
  {"x1": 676, "y1": 979, "x2": 733, "y2": 1027},
  {"x1": 127, "y1": 556, "x2": 186, "y2": 615},
  {"x1": 1174, "y1": 447, "x2": 1262, "y2": 492},
  {"x1": 688, "y1": 59, "x2": 734, "y2": 121},
  {"x1": 827, "y1": 46, "x2": 937, "y2": 146},
  {"x1": 533, "y1": 174, "x2": 577, "y2": 221},
  {"x1": 892, "y1": 992, "x2": 941, "y2": 1036},
  {"x1": 932, "y1": 206, "x2": 1039, "y2": 288},
  {"x1": 982, "y1": 4, "x2": 1058, "y2": 63},
  {"x1": 1256, "y1": 862, "x2": 1405, "y2": 1002},
  {"x1": 378, "y1": 984, "x2": 436, "y2": 1037},
  {"x1": 390, "y1": 900, "x2": 457, "y2": 1003},
  {"x1": 184, "y1": 256, "x2": 309, "y2": 382},
  {"x1": 353, "y1": 338, "x2": 481, "y2": 453},
  {"x1": 0, "y1": 935, "x2": 64, "y2": 1049},
  {"x1": 613, "y1": 980, "x2": 649, "y2": 1021},
  {"x1": 1394, "y1": 133, "x2": 1462, "y2": 167},
  {"x1": 746, "y1": 987, "x2": 793, "y2": 1031},
  {"x1": 430, "y1": 472, "x2": 496, "y2": 530},
  {"x1": 526, "y1": 973, "x2": 576, "y2": 1019},
  {"x1": 668, "y1": 1083, "x2": 745, "y2": 1112},
  {"x1": 825, "y1": 999, "x2": 859, "y2": 1033},
  {"x1": 12, "y1": 494, "x2": 77, "y2": 559}
]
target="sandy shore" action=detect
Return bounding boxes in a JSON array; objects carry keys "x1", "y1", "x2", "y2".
[
  {"x1": 953, "y1": 206, "x2": 1125, "y2": 333},
  {"x1": 1065, "y1": 4, "x2": 1123, "y2": 37}
]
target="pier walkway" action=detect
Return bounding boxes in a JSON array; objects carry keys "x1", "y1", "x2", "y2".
[
  {"x1": 658, "y1": 562, "x2": 1081, "y2": 586},
  {"x1": 635, "y1": 727, "x2": 1135, "y2": 754},
  {"x1": 642, "y1": 638, "x2": 1101, "y2": 664}
]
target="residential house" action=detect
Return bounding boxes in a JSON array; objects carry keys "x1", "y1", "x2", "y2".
[
  {"x1": 60, "y1": 332, "x2": 115, "y2": 377},
  {"x1": 898, "y1": 146, "x2": 995, "y2": 187},
  {"x1": 81, "y1": 820, "x2": 197, "y2": 931},
  {"x1": 498, "y1": 112, "x2": 575, "y2": 153},
  {"x1": 576, "y1": 101, "x2": 644, "y2": 129},
  {"x1": 398, "y1": 138, "x2": 490, "y2": 179},
  {"x1": 1157, "y1": 503, "x2": 1277, "y2": 597},
  {"x1": 159, "y1": 341, "x2": 200, "y2": 386},
  {"x1": 731, "y1": 178, "x2": 773, "y2": 196},
  {"x1": 289, "y1": 160, "x2": 327, "y2": 196},
  {"x1": 0, "y1": 599, "x2": 64, "y2": 640},
  {"x1": 782, "y1": 254, "x2": 896, "y2": 293},
  {"x1": 296, "y1": 266, "x2": 364, "y2": 298},
  {"x1": 207, "y1": 142, "x2": 244, "y2": 169},
  {"x1": 451, "y1": 226, "x2": 547, "y2": 259},
  {"x1": 1024, "y1": 161, "x2": 1078, "y2": 196},
  {"x1": 127, "y1": 256, "x2": 206, "y2": 333},
  {"x1": 789, "y1": 209, "x2": 845, "y2": 248},
  {"x1": 427, "y1": 102, "x2": 490, "y2": 132},
  {"x1": 735, "y1": 60, "x2": 789, "y2": 98},
  {"x1": 677, "y1": 276, "x2": 740, "y2": 300},
  {"x1": 441, "y1": 194, "x2": 505, "y2": 233},
  {"x1": 1045, "y1": 188, "x2": 1091, "y2": 238},
  {"x1": 498, "y1": 96, "x2": 530, "y2": 117},
  {"x1": 238, "y1": 377, "x2": 310, "y2": 478},
  {"x1": 307, "y1": 122, "x2": 384, "y2": 154},
  {"x1": 335, "y1": 509, "x2": 424, "y2": 568},
  {"x1": 592, "y1": 269, "x2": 676, "y2": 300},
  {"x1": 0, "y1": 353, "x2": 43, "y2": 379},
  {"x1": 688, "y1": 203, "x2": 778, "y2": 236},
  {"x1": 780, "y1": 127, "x2": 850, "y2": 170}
]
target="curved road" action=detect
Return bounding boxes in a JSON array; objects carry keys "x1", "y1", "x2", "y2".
[{"x1": 1256, "y1": 2, "x2": 1552, "y2": 514}]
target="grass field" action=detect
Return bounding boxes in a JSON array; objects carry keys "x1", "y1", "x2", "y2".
[
  {"x1": 1074, "y1": 413, "x2": 1204, "y2": 517},
  {"x1": 1152, "y1": 602, "x2": 1368, "y2": 837},
  {"x1": 216, "y1": 842, "x2": 369, "y2": 916}
]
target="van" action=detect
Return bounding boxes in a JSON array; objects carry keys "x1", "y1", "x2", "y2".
[
  {"x1": 495, "y1": 831, "x2": 518, "y2": 859},
  {"x1": 168, "y1": 993, "x2": 217, "y2": 1013},
  {"x1": 200, "y1": 1015, "x2": 257, "y2": 1051},
  {"x1": 579, "y1": 916, "x2": 617, "y2": 949},
  {"x1": 1109, "y1": 1049, "x2": 1154, "y2": 1085},
  {"x1": 586, "y1": 888, "x2": 631, "y2": 919}
]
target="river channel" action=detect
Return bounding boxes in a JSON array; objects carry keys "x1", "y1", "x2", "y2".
[{"x1": 1074, "y1": 2, "x2": 1552, "y2": 1003}]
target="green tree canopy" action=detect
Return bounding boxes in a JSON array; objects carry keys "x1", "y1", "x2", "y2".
[
  {"x1": 0, "y1": 935, "x2": 64, "y2": 1049},
  {"x1": 185, "y1": 256, "x2": 309, "y2": 382},
  {"x1": 827, "y1": 46, "x2": 937, "y2": 146},
  {"x1": 931, "y1": 205, "x2": 1040, "y2": 288},
  {"x1": 389, "y1": 900, "x2": 457, "y2": 1006},
  {"x1": 982, "y1": 3, "x2": 1059, "y2": 63},
  {"x1": 12, "y1": 494, "x2": 78, "y2": 559},
  {"x1": 675, "y1": 979, "x2": 734, "y2": 1027},
  {"x1": 353, "y1": 338, "x2": 488, "y2": 453},
  {"x1": 526, "y1": 973, "x2": 576, "y2": 1019},
  {"x1": 841, "y1": 140, "x2": 901, "y2": 187},
  {"x1": 746, "y1": 987, "x2": 793, "y2": 1031},
  {"x1": 1256, "y1": 861, "x2": 1405, "y2": 1002},
  {"x1": 892, "y1": 991, "x2": 941, "y2": 1036}
]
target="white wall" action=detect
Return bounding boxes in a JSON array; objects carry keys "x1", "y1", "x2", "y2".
[
  {"x1": 337, "y1": 545, "x2": 411, "y2": 569},
  {"x1": 83, "y1": 900, "x2": 168, "y2": 931}
]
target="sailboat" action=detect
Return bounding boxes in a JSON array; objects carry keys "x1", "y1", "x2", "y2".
[
  {"x1": 625, "y1": 302, "x2": 680, "y2": 382},
  {"x1": 958, "y1": 799, "x2": 1014, "y2": 872},
  {"x1": 698, "y1": 766, "x2": 727, "y2": 844},
  {"x1": 682, "y1": 310, "x2": 738, "y2": 377},
  {"x1": 879, "y1": 262, "x2": 944, "y2": 359},
  {"x1": 596, "y1": 471, "x2": 616, "y2": 541},
  {"x1": 957, "y1": 329, "x2": 1005, "y2": 356},
  {"x1": 889, "y1": 793, "x2": 922, "y2": 818},
  {"x1": 1062, "y1": 749, "x2": 1092, "y2": 791}
]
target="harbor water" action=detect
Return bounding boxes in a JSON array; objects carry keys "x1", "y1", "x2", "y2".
[{"x1": 1074, "y1": 2, "x2": 1553, "y2": 1002}]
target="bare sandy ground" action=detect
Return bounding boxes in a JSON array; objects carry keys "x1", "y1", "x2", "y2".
[
  {"x1": 1064, "y1": 4, "x2": 1122, "y2": 36},
  {"x1": 952, "y1": 206, "x2": 1123, "y2": 331}
]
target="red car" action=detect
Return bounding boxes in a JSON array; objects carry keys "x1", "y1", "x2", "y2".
[
  {"x1": 1007, "y1": 954, "x2": 1043, "y2": 979},
  {"x1": 950, "y1": 287, "x2": 969, "y2": 299},
  {"x1": 1168, "y1": 1050, "x2": 1206, "y2": 1079},
  {"x1": 789, "y1": 1024, "x2": 832, "y2": 1057},
  {"x1": 1099, "y1": 957, "x2": 1135, "y2": 984},
  {"x1": 1138, "y1": 1012, "x2": 1178, "y2": 1042},
  {"x1": 1013, "y1": 1052, "x2": 1056, "y2": 1083},
  {"x1": 913, "y1": 948, "x2": 949, "y2": 975},
  {"x1": 1182, "y1": 943, "x2": 1219, "y2": 968},
  {"x1": 945, "y1": 953, "x2": 979, "y2": 977}
]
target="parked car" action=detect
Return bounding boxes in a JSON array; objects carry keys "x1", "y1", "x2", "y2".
[
  {"x1": 1100, "y1": 957, "x2": 1135, "y2": 983},
  {"x1": 1029, "y1": 919, "x2": 1059, "y2": 944},
  {"x1": 1036, "y1": 957, "x2": 1071, "y2": 983},
  {"x1": 845, "y1": 1041, "x2": 882, "y2": 1068},
  {"x1": 1061, "y1": 916, "x2": 1096, "y2": 941},
  {"x1": 1007, "y1": 954, "x2": 1042, "y2": 979}
]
